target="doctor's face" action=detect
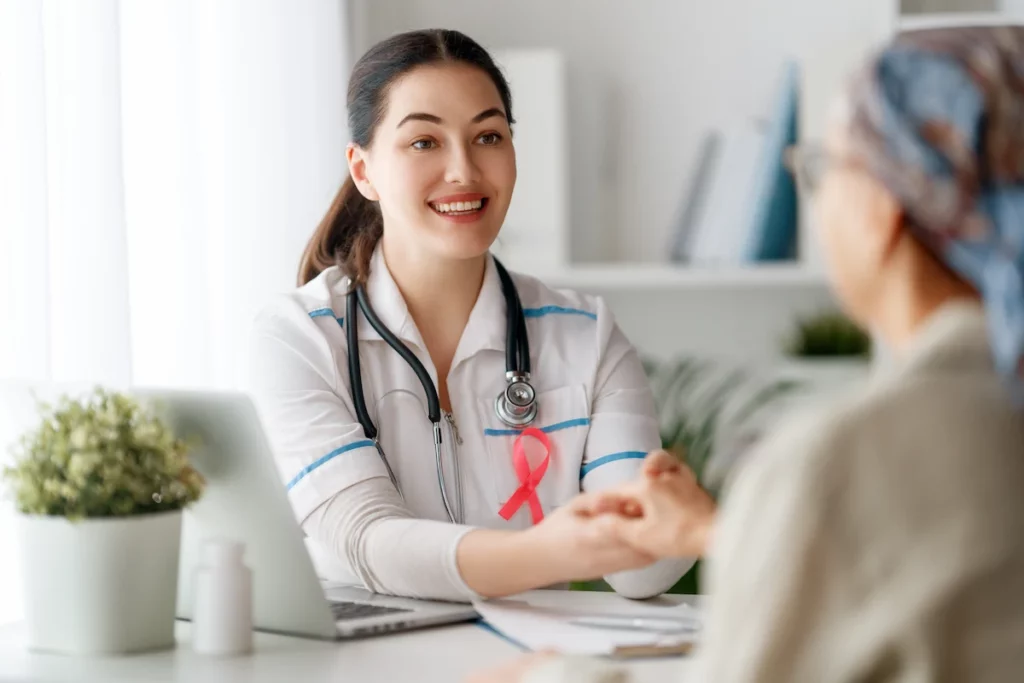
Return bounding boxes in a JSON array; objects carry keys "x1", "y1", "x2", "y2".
[{"x1": 351, "y1": 63, "x2": 516, "y2": 263}]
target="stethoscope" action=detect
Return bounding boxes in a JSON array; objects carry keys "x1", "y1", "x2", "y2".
[{"x1": 345, "y1": 256, "x2": 537, "y2": 524}]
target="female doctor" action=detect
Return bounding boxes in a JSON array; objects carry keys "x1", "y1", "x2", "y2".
[{"x1": 248, "y1": 28, "x2": 693, "y2": 602}]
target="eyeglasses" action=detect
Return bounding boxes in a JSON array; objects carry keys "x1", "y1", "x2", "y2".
[{"x1": 784, "y1": 142, "x2": 837, "y2": 195}]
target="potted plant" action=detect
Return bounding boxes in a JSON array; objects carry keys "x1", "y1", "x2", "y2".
[
  {"x1": 779, "y1": 309, "x2": 873, "y2": 388},
  {"x1": 2, "y1": 387, "x2": 204, "y2": 655}
]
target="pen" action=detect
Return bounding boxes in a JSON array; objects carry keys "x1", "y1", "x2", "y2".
[{"x1": 568, "y1": 616, "x2": 701, "y2": 634}]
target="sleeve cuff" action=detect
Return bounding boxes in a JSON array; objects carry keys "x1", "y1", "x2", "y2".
[{"x1": 603, "y1": 556, "x2": 696, "y2": 600}]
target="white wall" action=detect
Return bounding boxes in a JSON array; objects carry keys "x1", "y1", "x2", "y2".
[{"x1": 597, "y1": 286, "x2": 836, "y2": 362}]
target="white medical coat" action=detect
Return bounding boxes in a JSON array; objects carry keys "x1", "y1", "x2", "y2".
[{"x1": 248, "y1": 246, "x2": 692, "y2": 597}]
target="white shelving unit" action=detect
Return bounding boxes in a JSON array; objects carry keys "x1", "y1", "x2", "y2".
[{"x1": 522, "y1": 261, "x2": 837, "y2": 362}]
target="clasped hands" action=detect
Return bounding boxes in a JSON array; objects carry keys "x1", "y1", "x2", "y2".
[{"x1": 536, "y1": 449, "x2": 718, "y2": 577}]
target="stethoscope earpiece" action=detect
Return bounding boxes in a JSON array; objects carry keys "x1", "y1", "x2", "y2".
[{"x1": 495, "y1": 372, "x2": 538, "y2": 428}]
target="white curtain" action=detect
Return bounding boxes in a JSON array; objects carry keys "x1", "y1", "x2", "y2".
[{"x1": 0, "y1": 0, "x2": 350, "y2": 625}]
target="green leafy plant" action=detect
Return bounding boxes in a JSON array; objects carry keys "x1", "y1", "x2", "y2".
[
  {"x1": 572, "y1": 356, "x2": 803, "y2": 595},
  {"x1": 2, "y1": 387, "x2": 204, "y2": 519},
  {"x1": 645, "y1": 357, "x2": 801, "y2": 493},
  {"x1": 784, "y1": 310, "x2": 872, "y2": 358}
]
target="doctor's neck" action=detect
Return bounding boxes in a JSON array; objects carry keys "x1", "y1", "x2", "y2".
[{"x1": 381, "y1": 236, "x2": 487, "y2": 330}]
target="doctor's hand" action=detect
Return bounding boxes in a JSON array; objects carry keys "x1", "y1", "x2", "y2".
[
  {"x1": 524, "y1": 492, "x2": 658, "y2": 582},
  {"x1": 582, "y1": 450, "x2": 717, "y2": 559}
]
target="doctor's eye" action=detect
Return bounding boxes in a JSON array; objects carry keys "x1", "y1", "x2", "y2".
[
  {"x1": 411, "y1": 138, "x2": 437, "y2": 151},
  {"x1": 477, "y1": 132, "x2": 503, "y2": 146}
]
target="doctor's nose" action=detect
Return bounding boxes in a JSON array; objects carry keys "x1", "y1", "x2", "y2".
[{"x1": 443, "y1": 145, "x2": 481, "y2": 185}]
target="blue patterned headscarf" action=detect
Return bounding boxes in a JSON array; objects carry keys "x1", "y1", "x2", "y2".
[{"x1": 846, "y1": 26, "x2": 1024, "y2": 405}]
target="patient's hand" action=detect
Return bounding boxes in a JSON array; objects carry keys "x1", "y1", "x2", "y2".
[
  {"x1": 464, "y1": 651, "x2": 556, "y2": 683},
  {"x1": 583, "y1": 450, "x2": 717, "y2": 559},
  {"x1": 467, "y1": 653, "x2": 627, "y2": 683},
  {"x1": 524, "y1": 488, "x2": 657, "y2": 582}
]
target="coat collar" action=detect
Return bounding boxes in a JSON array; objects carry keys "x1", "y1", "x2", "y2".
[
  {"x1": 451, "y1": 252, "x2": 507, "y2": 368},
  {"x1": 357, "y1": 244, "x2": 416, "y2": 346},
  {"x1": 356, "y1": 244, "x2": 508, "y2": 368}
]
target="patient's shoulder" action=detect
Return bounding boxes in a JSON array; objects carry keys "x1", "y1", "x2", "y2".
[
  {"x1": 752, "y1": 365, "x2": 1015, "y2": 470},
  {"x1": 734, "y1": 367, "x2": 1024, "y2": 548}
]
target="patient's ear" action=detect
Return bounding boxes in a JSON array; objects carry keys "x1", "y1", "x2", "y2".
[
  {"x1": 346, "y1": 144, "x2": 379, "y2": 201},
  {"x1": 863, "y1": 181, "x2": 903, "y2": 268}
]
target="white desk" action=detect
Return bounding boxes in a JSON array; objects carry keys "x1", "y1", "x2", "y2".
[{"x1": 0, "y1": 619, "x2": 690, "y2": 682}]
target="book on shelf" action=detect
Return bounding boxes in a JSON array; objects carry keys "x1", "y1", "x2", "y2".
[
  {"x1": 668, "y1": 130, "x2": 721, "y2": 263},
  {"x1": 668, "y1": 59, "x2": 799, "y2": 267}
]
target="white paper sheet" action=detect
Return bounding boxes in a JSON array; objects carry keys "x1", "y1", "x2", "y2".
[{"x1": 473, "y1": 590, "x2": 704, "y2": 656}]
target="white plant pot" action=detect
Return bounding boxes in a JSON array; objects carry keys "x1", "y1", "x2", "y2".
[
  {"x1": 776, "y1": 357, "x2": 873, "y2": 394},
  {"x1": 17, "y1": 510, "x2": 182, "y2": 655}
]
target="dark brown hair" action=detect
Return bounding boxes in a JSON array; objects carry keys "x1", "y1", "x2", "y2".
[{"x1": 297, "y1": 29, "x2": 515, "y2": 287}]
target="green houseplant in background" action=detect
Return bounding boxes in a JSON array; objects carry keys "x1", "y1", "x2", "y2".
[
  {"x1": 572, "y1": 357, "x2": 802, "y2": 596},
  {"x1": 780, "y1": 309, "x2": 874, "y2": 389},
  {"x1": 2, "y1": 387, "x2": 204, "y2": 655},
  {"x1": 783, "y1": 310, "x2": 872, "y2": 358}
]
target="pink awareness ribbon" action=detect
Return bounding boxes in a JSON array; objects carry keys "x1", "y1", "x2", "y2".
[{"x1": 498, "y1": 427, "x2": 551, "y2": 525}]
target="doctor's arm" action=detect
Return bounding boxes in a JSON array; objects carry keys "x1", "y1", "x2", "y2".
[
  {"x1": 304, "y1": 474, "x2": 650, "y2": 601},
  {"x1": 247, "y1": 314, "x2": 479, "y2": 601},
  {"x1": 581, "y1": 314, "x2": 696, "y2": 599}
]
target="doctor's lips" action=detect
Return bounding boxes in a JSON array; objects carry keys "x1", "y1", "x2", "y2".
[{"x1": 428, "y1": 192, "x2": 489, "y2": 223}]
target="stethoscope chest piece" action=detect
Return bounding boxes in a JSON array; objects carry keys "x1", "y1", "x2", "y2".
[{"x1": 495, "y1": 372, "x2": 538, "y2": 427}]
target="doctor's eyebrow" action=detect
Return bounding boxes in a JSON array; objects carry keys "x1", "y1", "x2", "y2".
[{"x1": 396, "y1": 107, "x2": 507, "y2": 128}]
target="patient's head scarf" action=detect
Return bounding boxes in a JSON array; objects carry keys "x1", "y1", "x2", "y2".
[{"x1": 845, "y1": 26, "x2": 1024, "y2": 405}]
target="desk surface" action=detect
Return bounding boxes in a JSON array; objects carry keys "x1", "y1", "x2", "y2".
[{"x1": 0, "y1": 618, "x2": 691, "y2": 683}]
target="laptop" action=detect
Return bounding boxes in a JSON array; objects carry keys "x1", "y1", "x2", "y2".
[{"x1": 125, "y1": 387, "x2": 480, "y2": 640}]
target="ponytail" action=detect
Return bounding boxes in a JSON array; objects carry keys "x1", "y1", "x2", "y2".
[{"x1": 297, "y1": 175, "x2": 382, "y2": 287}]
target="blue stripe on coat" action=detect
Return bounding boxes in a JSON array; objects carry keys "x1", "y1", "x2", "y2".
[
  {"x1": 522, "y1": 305, "x2": 597, "y2": 321},
  {"x1": 308, "y1": 308, "x2": 344, "y2": 327},
  {"x1": 579, "y1": 451, "x2": 647, "y2": 479},
  {"x1": 285, "y1": 439, "x2": 375, "y2": 490},
  {"x1": 483, "y1": 417, "x2": 590, "y2": 437}
]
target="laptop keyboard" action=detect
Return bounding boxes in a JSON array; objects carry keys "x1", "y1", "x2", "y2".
[{"x1": 329, "y1": 600, "x2": 413, "y2": 622}]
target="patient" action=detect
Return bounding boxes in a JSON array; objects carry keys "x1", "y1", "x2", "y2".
[{"x1": 471, "y1": 25, "x2": 1024, "y2": 683}]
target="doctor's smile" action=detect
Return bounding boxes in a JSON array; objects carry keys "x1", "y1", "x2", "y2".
[{"x1": 427, "y1": 192, "x2": 489, "y2": 223}]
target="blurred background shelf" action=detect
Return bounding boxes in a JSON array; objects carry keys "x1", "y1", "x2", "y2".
[{"x1": 535, "y1": 263, "x2": 830, "y2": 291}]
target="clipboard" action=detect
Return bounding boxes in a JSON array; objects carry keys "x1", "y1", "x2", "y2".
[{"x1": 472, "y1": 590, "x2": 703, "y2": 660}]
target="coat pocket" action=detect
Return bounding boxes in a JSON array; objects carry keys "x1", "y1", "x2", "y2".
[{"x1": 478, "y1": 384, "x2": 591, "y2": 528}]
